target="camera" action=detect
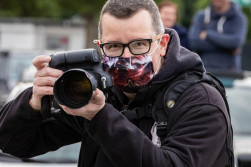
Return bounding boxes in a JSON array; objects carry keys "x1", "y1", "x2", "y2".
[{"x1": 49, "y1": 49, "x2": 113, "y2": 109}]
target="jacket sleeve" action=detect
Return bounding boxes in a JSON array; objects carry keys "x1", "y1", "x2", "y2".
[
  {"x1": 206, "y1": 14, "x2": 247, "y2": 50},
  {"x1": 188, "y1": 11, "x2": 219, "y2": 52},
  {"x1": 0, "y1": 87, "x2": 82, "y2": 158},
  {"x1": 84, "y1": 83, "x2": 229, "y2": 167},
  {"x1": 179, "y1": 27, "x2": 190, "y2": 50}
]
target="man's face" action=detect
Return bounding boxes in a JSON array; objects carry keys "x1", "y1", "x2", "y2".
[
  {"x1": 159, "y1": 6, "x2": 177, "y2": 28},
  {"x1": 100, "y1": 10, "x2": 168, "y2": 73},
  {"x1": 211, "y1": 0, "x2": 230, "y2": 9}
]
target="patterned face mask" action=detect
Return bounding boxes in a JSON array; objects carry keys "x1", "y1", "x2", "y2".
[
  {"x1": 102, "y1": 42, "x2": 161, "y2": 93},
  {"x1": 102, "y1": 54, "x2": 153, "y2": 93}
]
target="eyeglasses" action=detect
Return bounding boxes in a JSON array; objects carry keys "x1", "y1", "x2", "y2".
[{"x1": 96, "y1": 34, "x2": 162, "y2": 57}]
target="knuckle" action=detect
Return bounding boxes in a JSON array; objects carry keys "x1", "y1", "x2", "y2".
[
  {"x1": 45, "y1": 87, "x2": 53, "y2": 94},
  {"x1": 34, "y1": 71, "x2": 38, "y2": 78},
  {"x1": 42, "y1": 68, "x2": 50, "y2": 76},
  {"x1": 33, "y1": 78, "x2": 38, "y2": 85},
  {"x1": 48, "y1": 77, "x2": 55, "y2": 86},
  {"x1": 33, "y1": 87, "x2": 40, "y2": 96}
]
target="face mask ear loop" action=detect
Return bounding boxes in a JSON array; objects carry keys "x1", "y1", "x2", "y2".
[
  {"x1": 154, "y1": 55, "x2": 162, "y2": 75},
  {"x1": 151, "y1": 36, "x2": 163, "y2": 75},
  {"x1": 149, "y1": 36, "x2": 162, "y2": 55}
]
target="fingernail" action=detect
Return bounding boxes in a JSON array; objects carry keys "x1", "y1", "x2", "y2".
[{"x1": 44, "y1": 57, "x2": 51, "y2": 61}]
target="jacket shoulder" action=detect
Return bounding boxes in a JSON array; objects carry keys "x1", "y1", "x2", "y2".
[
  {"x1": 176, "y1": 82, "x2": 227, "y2": 113},
  {"x1": 193, "y1": 10, "x2": 205, "y2": 21}
]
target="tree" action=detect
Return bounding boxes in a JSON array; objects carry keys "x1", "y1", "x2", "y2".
[
  {"x1": 0, "y1": 0, "x2": 250, "y2": 42},
  {"x1": 0, "y1": 0, "x2": 107, "y2": 47},
  {"x1": 0, "y1": 0, "x2": 61, "y2": 18},
  {"x1": 56, "y1": 0, "x2": 107, "y2": 48}
]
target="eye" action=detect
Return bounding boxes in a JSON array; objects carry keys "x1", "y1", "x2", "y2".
[
  {"x1": 135, "y1": 41, "x2": 147, "y2": 47},
  {"x1": 131, "y1": 40, "x2": 149, "y2": 49},
  {"x1": 105, "y1": 43, "x2": 122, "y2": 50}
]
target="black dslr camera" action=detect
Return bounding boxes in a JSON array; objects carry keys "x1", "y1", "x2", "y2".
[{"x1": 47, "y1": 49, "x2": 113, "y2": 109}]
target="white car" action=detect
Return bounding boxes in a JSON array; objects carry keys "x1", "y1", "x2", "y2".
[
  {"x1": 5, "y1": 65, "x2": 36, "y2": 102},
  {"x1": 0, "y1": 142, "x2": 80, "y2": 167},
  {"x1": 226, "y1": 75, "x2": 251, "y2": 166},
  {"x1": 213, "y1": 70, "x2": 251, "y2": 167}
]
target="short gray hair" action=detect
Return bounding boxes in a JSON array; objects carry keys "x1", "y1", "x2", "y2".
[{"x1": 98, "y1": 0, "x2": 164, "y2": 39}]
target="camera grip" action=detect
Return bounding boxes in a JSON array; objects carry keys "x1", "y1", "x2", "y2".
[{"x1": 41, "y1": 95, "x2": 52, "y2": 118}]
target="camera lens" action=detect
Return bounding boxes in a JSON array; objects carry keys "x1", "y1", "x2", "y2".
[
  {"x1": 54, "y1": 69, "x2": 97, "y2": 108},
  {"x1": 65, "y1": 74, "x2": 91, "y2": 101}
]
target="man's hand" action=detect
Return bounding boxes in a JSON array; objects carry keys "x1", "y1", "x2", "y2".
[
  {"x1": 29, "y1": 55, "x2": 63, "y2": 111},
  {"x1": 60, "y1": 89, "x2": 106, "y2": 120},
  {"x1": 200, "y1": 31, "x2": 207, "y2": 40},
  {"x1": 233, "y1": 48, "x2": 241, "y2": 55}
]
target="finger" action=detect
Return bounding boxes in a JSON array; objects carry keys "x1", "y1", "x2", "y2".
[
  {"x1": 90, "y1": 89, "x2": 105, "y2": 104},
  {"x1": 35, "y1": 67, "x2": 63, "y2": 78},
  {"x1": 32, "y1": 55, "x2": 51, "y2": 70},
  {"x1": 33, "y1": 85, "x2": 54, "y2": 97},
  {"x1": 34, "y1": 76, "x2": 58, "y2": 87}
]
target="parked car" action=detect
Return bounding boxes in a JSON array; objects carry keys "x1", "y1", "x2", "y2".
[
  {"x1": 5, "y1": 65, "x2": 35, "y2": 103},
  {"x1": 209, "y1": 69, "x2": 251, "y2": 167},
  {"x1": 0, "y1": 79, "x2": 9, "y2": 109},
  {"x1": 0, "y1": 51, "x2": 38, "y2": 90},
  {"x1": 1, "y1": 65, "x2": 80, "y2": 167},
  {"x1": 227, "y1": 75, "x2": 251, "y2": 167},
  {"x1": 0, "y1": 142, "x2": 80, "y2": 167},
  {"x1": 0, "y1": 50, "x2": 37, "y2": 109}
]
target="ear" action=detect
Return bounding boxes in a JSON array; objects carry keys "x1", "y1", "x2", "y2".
[{"x1": 160, "y1": 34, "x2": 170, "y2": 57}]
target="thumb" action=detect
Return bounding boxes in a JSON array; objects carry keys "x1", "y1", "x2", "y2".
[{"x1": 90, "y1": 89, "x2": 105, "y2": 104}]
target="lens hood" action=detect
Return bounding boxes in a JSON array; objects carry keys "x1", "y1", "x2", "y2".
[{"x1": 53, "y1": 69, "x2": 97, "y2": 109}]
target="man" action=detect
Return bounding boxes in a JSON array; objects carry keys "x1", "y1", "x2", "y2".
[
  {"x1": 0, "y1": 0, "x2": 233, "y2": 166},
  {"x1": 188, "y1": 0, "x2": 247, "y2": 72},
  {"x1": 158, "y1": 1, "x2": 189, "y2": 49}
]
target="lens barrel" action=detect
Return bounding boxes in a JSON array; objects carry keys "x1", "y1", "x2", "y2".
[{"x1": 53, "y1": 69, "x2": 97, "y2": 109}]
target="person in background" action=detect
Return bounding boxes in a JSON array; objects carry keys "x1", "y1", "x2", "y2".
[
  {"x1": 158, "y1": 0, "x2": 189, "y2": 49},
  {"x1": 188, "y1": 0, "x2": 247, "y2": 72}
]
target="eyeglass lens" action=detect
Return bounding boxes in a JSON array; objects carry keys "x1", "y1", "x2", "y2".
[{"x1": 103, "y1": 39, "x2": 151, "y2": 57}]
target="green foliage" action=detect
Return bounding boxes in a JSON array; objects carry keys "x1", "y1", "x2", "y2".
[
  {"x1": 0, "y1": 0, "x2": 61, "y2": 18},
  {"x1": 55, "y1": 0, "x2": 106, "y2": 18},
  {"x1": 0, "y1": 0, "x2": 250, "y2": 41},
  {"x1": 243, "y1": 7, "x2": 251, "y2": 41},
  {"x1": 194, "y1": 0, "x2": 210, "y2": 12}
]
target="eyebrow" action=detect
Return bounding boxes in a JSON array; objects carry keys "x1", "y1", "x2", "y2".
[
  {"x1": 103, "y1": 40, "x2": 121, "y2": 43},
  {"x1": 103, "y1": 37, "x2": 152, "y2": 44}
]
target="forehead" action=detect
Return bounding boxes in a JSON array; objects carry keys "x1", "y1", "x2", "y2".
[
  {"x1": 160, "y1": 5, "x2": 176, "y2": 12},
  {"x1": 101, "y1": 10, "x2": 155, "y2": 42}
]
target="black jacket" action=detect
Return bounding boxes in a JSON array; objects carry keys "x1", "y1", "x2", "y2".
[{"x1": 0, "y1": 29, "x2": 233, "y2": 167}]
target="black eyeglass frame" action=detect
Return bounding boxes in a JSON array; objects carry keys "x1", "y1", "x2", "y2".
[{"x1": 98, "y1": 34, "x2": 162, "y2": 58}]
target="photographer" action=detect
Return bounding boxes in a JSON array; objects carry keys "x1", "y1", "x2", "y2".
[{"x1": 0, "y1": 0, "x2": 233, "y2": 167}]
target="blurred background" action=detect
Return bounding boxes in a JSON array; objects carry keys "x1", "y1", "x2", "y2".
[
  {"x1": 0, "y1": 0, "x2": 250, "y2": 49},
  {"x1": 0, "y1": 0, "x2": 251, "y2": 167}
]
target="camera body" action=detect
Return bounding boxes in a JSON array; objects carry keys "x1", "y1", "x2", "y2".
[{"x1": 49, "y1": 49, "x2": 113, "y2": 109}]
